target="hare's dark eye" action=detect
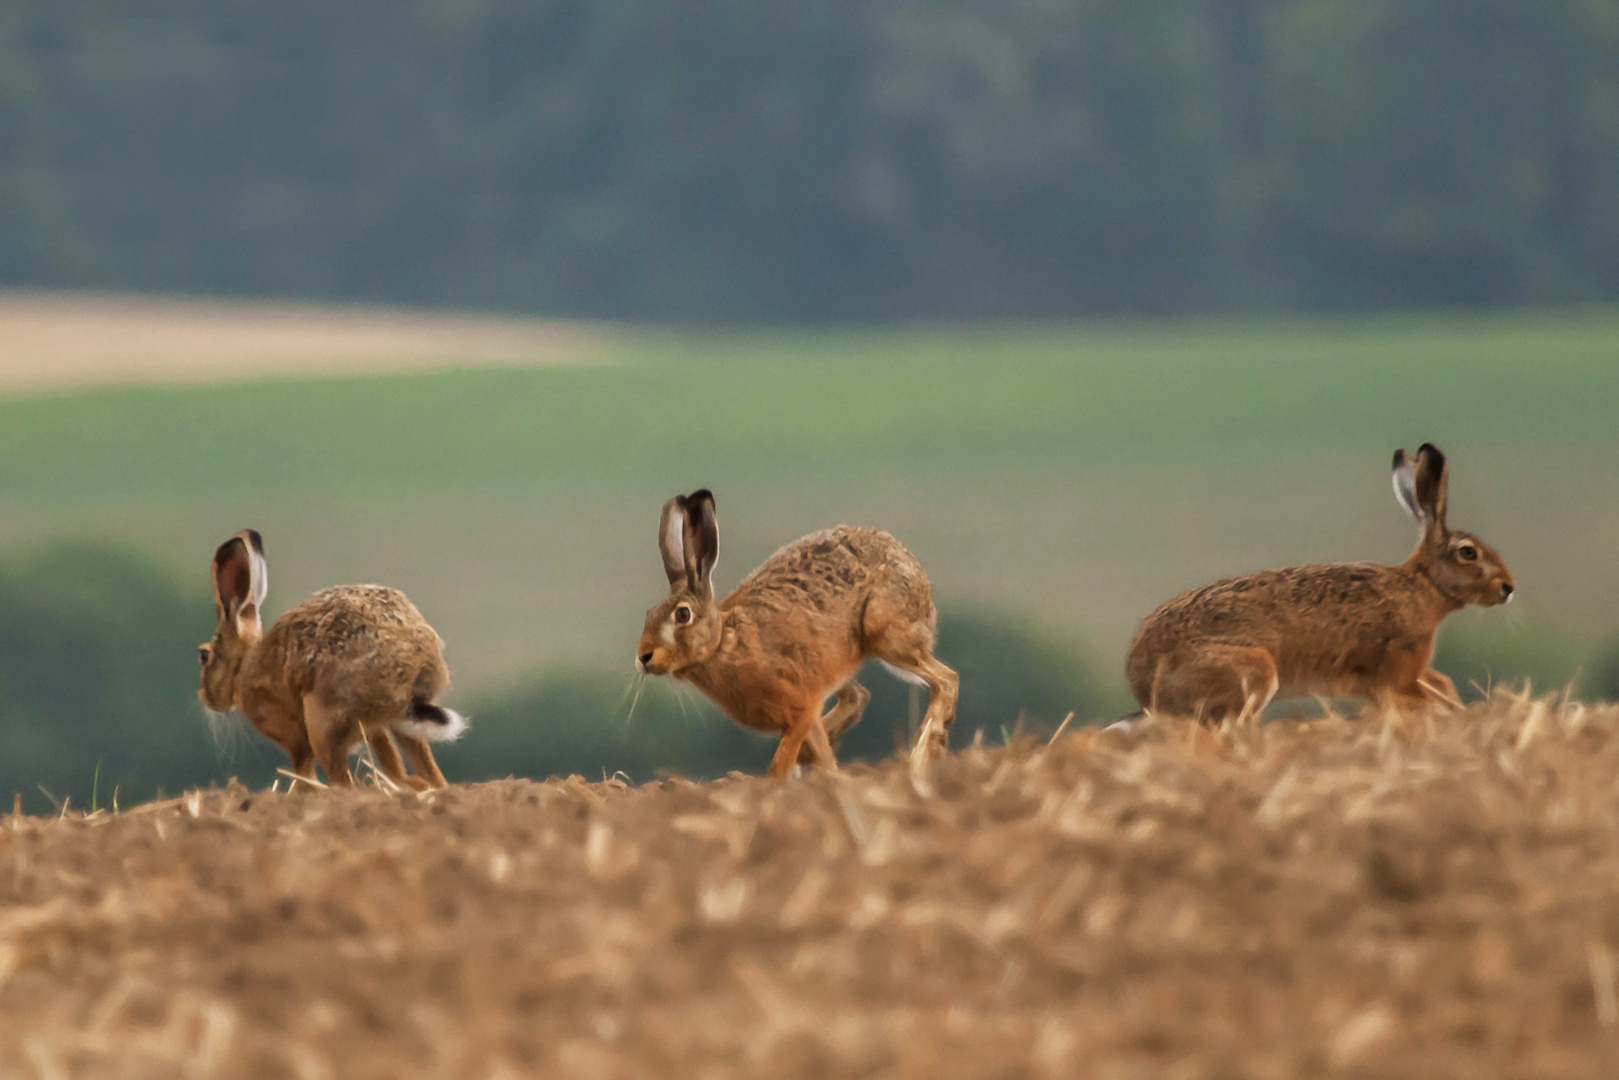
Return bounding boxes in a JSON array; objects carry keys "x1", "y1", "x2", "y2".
[
  {"x1": 673, "y1": 605, "x2": 693, "y2": 626},
  {"x1": 198, "y1": 645, "x2": 212, "y2": 665},
  {"x1": 1457, "y1": 543, "x2": 1479, "y2": 562}
]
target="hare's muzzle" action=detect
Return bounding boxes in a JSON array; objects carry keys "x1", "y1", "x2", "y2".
[{"x1": 637, "y1": 648, "x2": 668, "y2": 675}]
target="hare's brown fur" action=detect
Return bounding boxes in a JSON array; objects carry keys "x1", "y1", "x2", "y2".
[
  {"x1": 199, "y1": 532, "x2": 462, "y2": 789},
  {"x1": 1126, "y1": 445, "x2": 1514, "y2": 722},
  {"x1": 638, "y1": 494, "x2": 958, "y2": 778}
]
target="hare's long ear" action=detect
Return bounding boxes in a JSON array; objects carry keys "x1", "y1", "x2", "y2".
[
  {"x1": 658, "y1": 497, "x2": 687, "y2": 587},
  {"x1": 678, "y1": 489, "x2": 719, "y2": 596},
  {"x1": 1413, "y1": 443, "x2": 1449, "y2": 528},
  {"x1": 1391, "y1": 448, "x2": 1422, "y2": 522},
  {"x1": 212, "y1": 529, "x2": 267, "y2": 638}
]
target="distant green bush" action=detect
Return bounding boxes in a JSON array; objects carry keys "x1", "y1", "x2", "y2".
[
  {"x1": 1430, "y1": 616, "x2": 1584, "y2": 701},
  {"x1": 1586, "y1": 636, "x2": 1619, "y2": 703},
  {"x1": 0, "y1": 543, "x2": 268, "y2": 812},
  {"x1": 438, "y1": 673, "x2": 764, "y2": 784}
]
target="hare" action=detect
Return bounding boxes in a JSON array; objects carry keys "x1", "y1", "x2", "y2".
[
  {"x1": 1126, "y1": 444, "x2": 1514, "y2": 722},
  {"x1": 197, "y1": 529, "x2": 466, "y2": 790},
  {"x1": 636, "y1": 490, "x2": 959, "y2": 778}
]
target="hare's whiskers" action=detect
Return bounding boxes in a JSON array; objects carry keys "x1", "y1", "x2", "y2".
[{"x1": 624, "y1": 673, "x2": 648, "y2": 728}]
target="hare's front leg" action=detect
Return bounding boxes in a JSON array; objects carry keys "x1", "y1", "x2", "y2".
[
  {"x1": 769, "y1": 708, "x2": 837, "y2": 779},
  {"x1": 303, "y1": 694, "x2": 357, "y2": 788},
  {"x1": 287, "y1": 744, "x2": 317, "y2": 782},
  {"x1": 1415, "y1": 668, "x2": 1461, "y2": 708},
  {"x1": 797, "y1": 679, "x2": 871, "y2": 766}
]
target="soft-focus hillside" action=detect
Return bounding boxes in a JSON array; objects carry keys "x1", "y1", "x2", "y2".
[{"x1": 3, "y1": 693, "x2": 1618, "y2": 1078}]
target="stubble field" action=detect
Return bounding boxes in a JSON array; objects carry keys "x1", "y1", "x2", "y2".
[{"x1": 5, "y1": 692, "x2": 1619, "y2": 1079}]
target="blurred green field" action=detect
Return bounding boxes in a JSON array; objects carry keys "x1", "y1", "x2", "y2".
[
  {"x1": 0, "y1": 307, "x2": 1612, "y2": 693},
  {"x1": 1, "y1": 310, "x2": 1616, "y2": 704},
  {"x1": 0, "y1": 304, "x2": 1612, "y2": 803}
]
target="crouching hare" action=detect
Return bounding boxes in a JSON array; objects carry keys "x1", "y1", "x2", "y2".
[
  {"x1": 198, "y1": 529, "x2": 466, "y2": 789},
  {"x1": 636, "y1": 490, "x2": 959, "y2": 779},
  {"x1": 1127, "y1": 444, "x2": 1514, "y2": 722}
]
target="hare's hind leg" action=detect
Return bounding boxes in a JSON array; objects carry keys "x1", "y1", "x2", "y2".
[
  {"x1": 895, "y1": 653, "x2": 959, "y2": 763},
  {"x1": 363, "y1": 726, "x2": 429, "y2": 791},
  {"x1": 867, "y1": 628, "x2": 958, "y2": 763},
  {"x1": 394, "y1": 733, "x2": 448, "y2": 790},
  {"x1": 860, "y1": 572, "x2": 958, "y2": 762},
  {"x1": 1155, "y1": 645, "x2": 1278, "y2": 724},
  {"x1": 823, "y1": 679, "x2": 871, "y2": 746},
  {"x1": 797, "y1": 679, "x2": 870, "y2": 765},
  {"x1": 303, "y1": 695, "x2": 357, "y2": 789}
]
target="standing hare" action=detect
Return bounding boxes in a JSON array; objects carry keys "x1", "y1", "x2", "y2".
[
  {"x1": 1127, "y1": 444, "x2": 1514, "y2": 722},
  {"x1": 636, "y1": 490, "x2": 959, "y2": 778},
  {"x1": 198, "y1": 529, "x2": 466, "y2": 789}
]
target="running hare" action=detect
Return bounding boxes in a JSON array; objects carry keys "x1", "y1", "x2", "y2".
[
  {"x1": 198, "y1": 529, "x2": 466, "y2": 789},
  {"x1": 636, "y1": 490, "x2": 959, "y2": 778},
  {"x1": 1127, "y1": 444, "x2": 1514, "y2": 721}
]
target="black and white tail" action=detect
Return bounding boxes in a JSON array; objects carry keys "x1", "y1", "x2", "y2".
[{"x1": 397, "y1": 697, "x2": 469, "y2": 743}]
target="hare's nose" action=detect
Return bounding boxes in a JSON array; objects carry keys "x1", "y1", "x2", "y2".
[
  {"x1": 638, "y1": 651, "x2": 655, "y2": 668},
  {"x1": 1500, "y1": 582, "x2": 1515, "y2": 601}
]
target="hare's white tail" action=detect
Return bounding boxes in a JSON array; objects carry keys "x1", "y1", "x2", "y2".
[{"x1": 396, "y1": 698, "x2": 469, "y2": 742}]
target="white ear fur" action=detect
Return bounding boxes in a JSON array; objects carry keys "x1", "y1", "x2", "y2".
[
  {"x1": 236, "y1": 543, "x2": 268, "y2": 637},
  {"x1": 1392, "y1": 452, "x2": 1424, "y2": 523},
  {"x1": 213, "y1": 531, "x2": 267, "y2": 638},
  {"x1": 247, "y1": 546, "x2": 269, "y2": 610},
  {"x1": 659, "y1": 499, "x2": 687, "y2": 587}
]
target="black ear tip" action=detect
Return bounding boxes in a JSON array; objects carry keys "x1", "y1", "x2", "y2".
[
  {"x1": 243, "y1": 528, "x2": 264, "y2": 555},
  {"x1": 682, "y1": 488, "x2": 715, "y2": 510},
  {"x1": 1417, "y1": 443, "x2": 1447, "y2": 470},
  {"x1": 1392, "y1": 448, "x2": 1408, "y2": 469}
]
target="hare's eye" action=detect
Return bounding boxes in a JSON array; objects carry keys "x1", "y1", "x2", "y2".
[
  {"x1": 198, "y1": 645, "x2": 212, "y2": 665},
  {"x1": 1457, "y1": 544, "x2": 1479, "y2": 562},
  {"x1": 673, "y1": 605, "x2": 693, "y2": 626}
]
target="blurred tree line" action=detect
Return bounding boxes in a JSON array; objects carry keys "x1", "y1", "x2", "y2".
[
  {"x1": 2, "y1": 0, "x2": 1616, "y2": 322},
  {"x1": 0, "y1": 543, "x2": 1614, "y2": 811}
]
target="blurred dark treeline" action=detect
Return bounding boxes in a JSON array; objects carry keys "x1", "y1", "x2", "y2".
[
  {"x1": 1, "y1": 542, "x2": 1613, "y2": 812},
  {"x1": 3, "y1": 1, "x2": 1617, "y2": 322}
]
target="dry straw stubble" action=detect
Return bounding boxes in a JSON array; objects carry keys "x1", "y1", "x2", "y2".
[{"x1": 1, "y1": 691, "x2": 1617, "y2": 1078}]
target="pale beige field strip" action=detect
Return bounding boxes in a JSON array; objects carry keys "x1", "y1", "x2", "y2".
[{"x1": 0, "y1": 290, "x2": 609, "y2": 391}]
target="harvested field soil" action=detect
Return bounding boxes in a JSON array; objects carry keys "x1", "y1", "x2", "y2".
[
  {"x1": 0, "y1": 291, "x2": 606, "y2": 392},
  {"x1": 4, "y1": 692, "x2": 1619, "y2": 1079}
]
